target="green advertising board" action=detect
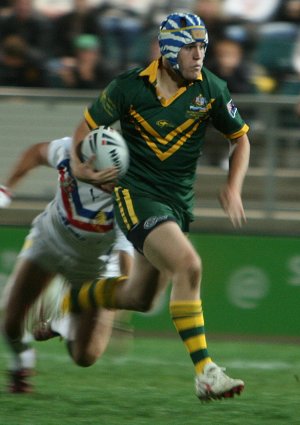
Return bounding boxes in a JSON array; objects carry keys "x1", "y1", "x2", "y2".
[{"x1": 1, "y1": 227, "x2": 300, "y2": 337}]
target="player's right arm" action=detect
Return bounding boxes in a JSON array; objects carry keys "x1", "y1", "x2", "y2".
[
  {"x1": 71, "y1": 79, "x2": 124, "y2": 185},
  {"x1": 0, "y1": 142, "x2": 50, "y2": 208},
  {"x1": 71, "y1": 119, "x2": 118, "y2": 185}
]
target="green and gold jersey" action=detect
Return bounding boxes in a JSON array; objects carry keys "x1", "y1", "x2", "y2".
[{"x1": 85, "y1": 59, "x2": 249, "y2": 220}]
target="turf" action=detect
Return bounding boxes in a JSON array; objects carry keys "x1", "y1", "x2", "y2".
[{"x1": 0, "y1": 336, "x2": 300, "y2": 425}]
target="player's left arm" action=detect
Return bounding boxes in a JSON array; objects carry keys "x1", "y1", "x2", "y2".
[{"x1": 219, "y1": 133, "x2": 250, "y2": 228}]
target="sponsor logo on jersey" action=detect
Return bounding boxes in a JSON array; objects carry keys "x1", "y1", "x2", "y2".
[
  {"x1": 227, "y1": 99, "x2": 237, "y2": 118},
  {"x1": 156, "y1": 120, "x2": 174, "y2": 128}
]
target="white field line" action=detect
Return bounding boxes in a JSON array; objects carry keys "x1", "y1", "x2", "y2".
[
  {"x1": 0, "y1": 351, "x2": 298, "y2": 371},
  {"x1": 193, "y1": 207, "x2": 300, "y2": 220}
]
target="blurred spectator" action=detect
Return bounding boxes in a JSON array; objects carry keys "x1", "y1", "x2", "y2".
[
  {"x1": 206, "y1": 37, "x2": 257, "y2": 93},
  {"x1": 33, "y1": 0, "x2": 73, "y2": 18},
  {"x1": 50, "y1": 0, "x2": 100, "y2": 58},
  {"x1": 253, "y1": 21, "x2": 299, "y2": 90},
  {"x1": 0, "y1": 0, "x2": 12, "y2": 16},
  {"x1": 47, "y1": 34, "x2": 116, "y2": 89},
  {"x1": 0, "y1": 34, "x2": 48, "y2": 86},
  {"x1": 129, "y1": 28, "x2": 161, "y2": 67},
  {"x1": 276, "y1": 0, "x2": 300, "y2": 23},
  {"x1": 95, "y1": 2, "x2": 145, "y2": 70},
  {"x1": 193, "y1": 0, "x2": 226, "y2": 62},
  {"x1": 222, "y1": 0, "x2": 282, "y2": 23},
  {"x1": 145, "y1": 0, "x2": 194, "y2": 29},
  {"x1": 0, "y1": 0, "x2": 51, "y2": 59}
]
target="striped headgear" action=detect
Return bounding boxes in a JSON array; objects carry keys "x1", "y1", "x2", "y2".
[{"x1": 158, "y1": 12, "x2": 208, "y2": 70}]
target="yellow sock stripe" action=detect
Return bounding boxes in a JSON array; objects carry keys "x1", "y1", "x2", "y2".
[
  {"x1": 170, "y1": 299, "x2": 211, "y2": 374},
  {"x1": 170, "y1": 300, "x2": 202, "y2": 314},
  {"x1": 61, "y1": 291, "x2": 71, "y2": 314},
  {"x1": 77, "y1": 282, "x2": 94, "y2": 311},
  {"x1": 93, "y1": 278, "x2": 107, "y2": 307},
  {"x1": 195, "y1": 358, "x2": 212, "y2": 375},
  {"x1": 171, "y1": 316, "x2": 204, "y2": 331},
  {"x1": 94, "y1": 276, "x2": 127, "y2": 309},
  {"x1": 185, "y1": 334, "x2": 207, "y2": 353}
]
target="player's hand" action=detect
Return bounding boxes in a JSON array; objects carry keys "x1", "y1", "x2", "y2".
[
  {"x1": 0, "y1": 185, "x2": 13, "y2": 208},
  {"x1": 71, "y1": 155, "x2": 118, "y2": 185},
  {"x1": 97, "y1": 182, "x2": 116, "y2": 193},
  {"x1": 219, "y1": 185, "x2": 246, "y2": 228}
]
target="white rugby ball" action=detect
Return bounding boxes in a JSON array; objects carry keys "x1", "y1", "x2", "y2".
[{"x1": 81, "y1": 126, "x2": 129, "y2": 177}]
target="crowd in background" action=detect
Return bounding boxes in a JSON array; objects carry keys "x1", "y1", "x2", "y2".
[{"x1": 0, "y1": 0, "x2": 300, "y2": 94}]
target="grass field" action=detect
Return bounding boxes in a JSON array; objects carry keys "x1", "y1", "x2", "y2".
[{"x1": 0, "y1": 335, "x2": 300, "y2": 425}]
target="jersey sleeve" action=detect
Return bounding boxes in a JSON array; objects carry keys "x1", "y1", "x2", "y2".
[
  {"x1": 210, "y1": 85, "x2": 249, "y2": 139},
  {"x1": 84, "y1": 79, "x2": 124, "y2": 130},
  {"x1": 47, "y1": 137, "x2": 72, "y2": 168}
]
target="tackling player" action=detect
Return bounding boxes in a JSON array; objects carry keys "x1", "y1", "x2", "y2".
[
  {"x1": 70, "y1": 12, "x2": 250, "y2": 401},
  {"x1": 0, "y1": 135, "x2": 134, "y2": 393}
]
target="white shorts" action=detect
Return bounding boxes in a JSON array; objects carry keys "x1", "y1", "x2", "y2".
[{"x1": 19, "y1": 207, "x2": 116, "y2": 287}]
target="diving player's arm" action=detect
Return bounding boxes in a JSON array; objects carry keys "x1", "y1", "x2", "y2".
[{"x1": 0, "y1": 142, "x2": 50, "y2": 208}]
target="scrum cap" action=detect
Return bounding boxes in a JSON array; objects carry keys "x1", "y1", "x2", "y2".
[{"x1": 158, "y1": 12, "x2": 208, "y2": 70}]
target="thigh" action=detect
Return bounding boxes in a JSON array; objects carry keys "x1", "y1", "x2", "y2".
[
  {"x1": 143, "y1": 220, "x2": 199, "y2": 274},
  {"x1": 113, "y1": 250, "x2": 162, "y2": 311},
  {"x1": 2, "y1": 258, "x2": 56, "y2": 325}
]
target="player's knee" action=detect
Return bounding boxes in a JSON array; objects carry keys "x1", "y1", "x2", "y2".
[
  {"x1": 2, "y1": 315, "x2": 20, "y2": 340},
  {"x1": 66, "y1": 340, "x2": 99, "y2": 367},
  {"x1": 74, "y1": 354, "x2": 98, "y2": 368},
  {"x1": 187, "y1": 254, "x2": 202, "y2": 290},
  {"x1": 174, "y1": 251, "x2": 202, "y2": 290},
  {"x1": 184, "y1": 249, "x2": 201, "y2": 270},
  {"x1": 127, "y1": 295, "x2": 153, "y2": 313}
]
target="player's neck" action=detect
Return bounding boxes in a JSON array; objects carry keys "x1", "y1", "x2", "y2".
[{"x1": 156, "y1": 59, "x2": 186, "y2": 100}]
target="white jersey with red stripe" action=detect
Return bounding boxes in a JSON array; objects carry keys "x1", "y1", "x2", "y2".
[
  {"x1": 47, "y1": 136, "x2": 115, "y2": 239},
  {"x1": 14, "y1": 136, "x2": 134, "y2": 286}
]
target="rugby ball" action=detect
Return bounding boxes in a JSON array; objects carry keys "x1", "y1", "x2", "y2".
[{"x1": 81, "y1": 126, "x2": 129, "y2": 177}]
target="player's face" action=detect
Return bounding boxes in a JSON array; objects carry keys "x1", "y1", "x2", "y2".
[{"x1": 177, "y1": 42, "x2": 205, "y2": 80}]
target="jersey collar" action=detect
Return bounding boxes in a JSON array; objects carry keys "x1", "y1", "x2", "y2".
[{"x1": 139, "y1": 58, "x2": 203, "y2": 83}]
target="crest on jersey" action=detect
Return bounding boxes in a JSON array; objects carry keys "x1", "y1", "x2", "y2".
[
  {"x1": 187, "y1": 95, "x2": 210, "y2": 119},
  {"x1": 190, "y1": 95, "x2": 208, "y2": 111},
  {"x1": 59, "y1": 169, "x2": 75, "y2": 194}
]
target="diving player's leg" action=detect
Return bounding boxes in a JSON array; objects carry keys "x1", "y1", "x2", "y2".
[
  {"x1": 2, "y1": 258, "x2": 56, "y2": 393},
  {"x1": 64, "y1": 248, "x2": 134, "y2": 366},
  {"x1": 66, "y1": 308, "x2": 115, "y2": 367}
]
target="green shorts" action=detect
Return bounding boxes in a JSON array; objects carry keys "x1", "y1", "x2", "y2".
[{"x1": 113, "y1": 186, "x2": 190, "y2": 253}]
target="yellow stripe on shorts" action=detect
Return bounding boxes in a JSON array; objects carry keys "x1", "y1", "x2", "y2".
[{"x1": 114, "y1": 187, "x2": 138, "y2": 230}]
